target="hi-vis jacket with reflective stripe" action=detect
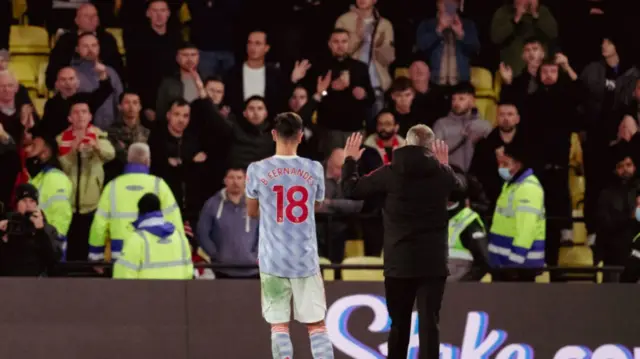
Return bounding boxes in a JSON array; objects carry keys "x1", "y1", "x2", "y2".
[
  {"x1": 88, "y1": 164, "x2": 183, "y2": 261},
  {"x1": 113, "y1": 214, "x2": 193, "y2": 279},
  {"x1": 488, "y1": 169, "x2": 546, "y2": 267},
  {"x1": 449, "y1": 207, "x2": 485, "y2": 261},
  {"x1": 30, "y1": 167, "x2": 73, "y2": 239}
]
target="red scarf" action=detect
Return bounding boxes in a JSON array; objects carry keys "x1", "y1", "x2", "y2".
[
  {"x1": 58, "y1": 125, "x2": 98, "y2": 156},
  {"x1": 375, "y1": 136, "x2": 399, "y2": 165}
]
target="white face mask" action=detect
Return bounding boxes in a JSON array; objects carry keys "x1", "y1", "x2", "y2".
[{"x1": 447, "y1": 202, "x2": 460, "y2": 211}]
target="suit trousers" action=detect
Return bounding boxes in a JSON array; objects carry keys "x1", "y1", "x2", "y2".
[{"x1": 384, "y1": 276, "x2": 446, "y2": 359}]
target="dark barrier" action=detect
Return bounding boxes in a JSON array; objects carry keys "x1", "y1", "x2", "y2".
[{"x1": 2, "y1": 279, "x2": 640, "y2": 359}]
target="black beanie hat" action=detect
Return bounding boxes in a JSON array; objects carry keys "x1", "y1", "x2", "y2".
[
  {"x1": 138, "y1": 193, "x2": 161, "y2": 215},
  {"x1": 15, "y1": 183, "x2": 39, "y2": 204}
]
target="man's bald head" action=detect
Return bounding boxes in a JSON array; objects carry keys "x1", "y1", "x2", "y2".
[
  {"x1": 75, "y1": 3, "x2": 99, "y2": 32},
  {"x1": 0, "y1": 70, "x2": 18, "y2": 104},
  {"x1": 56, "y1": 67, "x2": 79, "y2": 98}
]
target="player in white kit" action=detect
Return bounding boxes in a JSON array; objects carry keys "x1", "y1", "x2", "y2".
[{"x1": 246, "y1": 112, "x2": 334, "y2": 359}]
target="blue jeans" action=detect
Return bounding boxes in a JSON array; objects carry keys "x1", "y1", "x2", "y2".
[{"x1": 198, "y1": 50, "x2": 235, "y2": 78}]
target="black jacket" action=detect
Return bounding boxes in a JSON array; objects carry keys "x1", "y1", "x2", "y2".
[
  {"x1": 313, "y1": 57, "x2": 375, "y2": 132},
  {"x1": 210, "y1": 106, "x2": 275, "y2": 169},
  {"x1": 124, "y1": 24, "x2": 182, "y2": 110},
  {"x1": 0, "y1": 218, "x2": 60, "y2": 277},
  {"x1": 342, "y1": 145, "x2": 463, "y2": 277},
  {"x1": 596, "y1": 177, "x2": 639, "y2": 259},
  {"x1": 45, "y1": 29, "x2": 124, "y2": 90},
  {"x1": 148, "y1": 124, "x2": 209, "y2": 215},
  {"x1": 223, "y1": 63, "x2": 292, "y2": 117},
  {"x1": 39, "y1": 78, "x2": 113, "y2": 137}
]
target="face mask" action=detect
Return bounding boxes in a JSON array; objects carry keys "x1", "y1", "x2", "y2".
[
  {"x1": 447, "y1": 202, "x2": 460, "y2": 211},
  {"x1": 25, "y1": 157, "x2": 44, "y2": 178},
  {"x1": 635, "y1": 207, "x2": 640, "y2": 222},
  {"x1": 498, "y1": 167, "x2": 512, "y2": 181},
  {"x1": 377, "y1": 131, "x2": 394, "y2": 140}
]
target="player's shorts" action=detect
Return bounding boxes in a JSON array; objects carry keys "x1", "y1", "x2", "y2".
[{"x1": 260, "y1": 272, "x2": 327, "y2": 324}]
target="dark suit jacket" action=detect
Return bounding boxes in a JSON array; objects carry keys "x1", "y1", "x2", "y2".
[{"x1": 223, "y1": 63, "x2": 292, "y2": 117}]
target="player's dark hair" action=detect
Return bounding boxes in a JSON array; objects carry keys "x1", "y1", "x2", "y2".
[
  {"x1": 244, "y1": 95, "x2": 267, "y2": 109},
  {"x1": 118, "y1": 90, "x2": 140, "y2": 104},
  {"x1": 274, "y1": 112, "x2": 303, "y2": 140},
  {"x1": 389, "y1": 76, "x2": 413, "y2": 93}
]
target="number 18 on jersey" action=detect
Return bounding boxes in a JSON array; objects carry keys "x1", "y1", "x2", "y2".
[{"x1": 246, "y1": 156, "x2": 326, "y2": 278}]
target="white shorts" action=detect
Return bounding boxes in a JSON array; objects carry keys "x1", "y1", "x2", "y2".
[{"x1": 260, "y1": 272, "x2": 327, "y2": 324}]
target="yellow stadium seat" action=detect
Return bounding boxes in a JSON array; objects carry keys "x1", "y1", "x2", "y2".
[
  {"x1": 32, "y1": 97, "x2": 46, "y2": 117},
  {"x1": 8, "y1": 60, "x2": 37, "y2": 89},
  {"x1": 494, "y1": 70, "x2": 503, "y2": 100},
  {"x1": 470, "y1": 67, "x2": 495, "y2": 99},
  {"x1": 395, "y1": 67, "x2": 409, "y2": 79},
  {"x1": 13, "y1": 0, "x2": 27, "y2": 22},
  {"x1": 106, "y1": 28, "x2": 125, "y2": 55},
  {"x1": 9, "y1": 25, "x2": 50, "y2": 54},
  {"x1": 344, "y1": 239, "x2": 364, "y2": 258},
  {"x1": 475, "y1": 98, "x2": 497, "y2": 126},
  {"x1": 319, "y1": 257, "x2": 335, "y2": 281},
  {"x1": 341, "y1": 257, "x2": 384, "y2": 281},
  {"x1": 36, "y1": 61, "x2": 48, "y2": 97},
  {"x1": 180, "y1": 3, "x2": 191, "y2": 23}
]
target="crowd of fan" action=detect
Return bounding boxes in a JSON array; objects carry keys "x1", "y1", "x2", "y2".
[{"x1": 0, "y1": 0, "x2": 640, "y2": 278}]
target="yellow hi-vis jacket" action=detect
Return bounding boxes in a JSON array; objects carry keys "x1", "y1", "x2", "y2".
[
  {"x1": 88, "y1": 164, "x2": 183, "y2": 261},
  {"x1": 30, "y1": 167, "x2": 73, "y2": 246},
  {"x1": 113, "y1": 214, "x2": 193, "y2": 279},
  {"x1": 488, "y1": 169, "x2": 546, "y2": 267}
]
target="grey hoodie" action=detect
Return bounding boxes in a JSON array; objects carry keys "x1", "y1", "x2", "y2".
[
  {"x1": 72, "y1": 59, "x2": 123, "y2": 130},
  {"x1": 433, "y1": 111, "x2": 492, "y2": 172},
  {"x1": 196, "y1": 189, "x2": 259, "y2": 277}
]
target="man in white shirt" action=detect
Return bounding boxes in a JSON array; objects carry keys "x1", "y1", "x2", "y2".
[{"x1": 225, "y1": 30, "x2": 311, "y2": 117}]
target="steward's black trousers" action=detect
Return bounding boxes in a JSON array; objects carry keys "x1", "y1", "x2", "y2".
[{"x1": 384, "y1": 276, "x2": 446, "y2": 359}]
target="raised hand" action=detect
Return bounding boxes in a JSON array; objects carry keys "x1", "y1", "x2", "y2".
[
  {"x1": 344, "y1": 132, "x2": 365, "y2": 160},
  {"x1": 499, "y1": 62, "x2": 513, "y2": 85},
  {"x1": 291, "y1": 59, "x2": 312, "y2": 83},
  {"x1": 554, "y1": 53, "x2": 569, "y2": 69},
  {"x1": 94, "y1": 61, "x2": 108, "y2": 80},
  {"x1": 193, "y1": 151, "x2": 207, "y2": 163},
  {"x1": 316, "y1": 70, "x2": 332, "y2": 95},
  {"x1": 431, "y1": 139, "x2": 449, "y2": 165},
  {"x1": 451, "y1": 16, "x2": 464, "y2": 39}
]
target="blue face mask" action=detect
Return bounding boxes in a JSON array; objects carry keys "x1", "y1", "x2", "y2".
[
  {"x1": 635, "y1": 207, "x2": 640, "y2": 222},
  {"x1": 498, "y1": 167, "x2": 512, "y2": 181}
]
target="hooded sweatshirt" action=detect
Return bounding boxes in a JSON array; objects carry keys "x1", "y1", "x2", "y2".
[
  {"x1": 72, "y1": 59, "x2": 124, "y2": 130},
  {"x1": 342, "y1": 145, "x2": 464, "y2": 277},
  {"x1": 433, "y1": 110, "x2": 492, "y2": 172},
  {"x1": 196, "y1": 189, "x2": 259, "y2": 277}
]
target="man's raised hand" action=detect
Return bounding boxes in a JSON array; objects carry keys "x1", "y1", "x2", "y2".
[{"x1": 344, "y1": 132, "x2": 365, "y2": 161}]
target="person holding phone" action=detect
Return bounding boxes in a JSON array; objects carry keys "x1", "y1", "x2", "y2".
[
  {"x1": 416, "y1": 0, "x2": 480, "y2": 87},
  {"x1": 0, "y1": 184, "x2": 62, "y2": 277}
]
